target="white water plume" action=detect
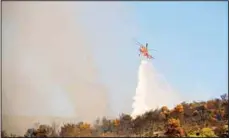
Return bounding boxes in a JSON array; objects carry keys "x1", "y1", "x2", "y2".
[
  {"x1": 131, "y1": 60, "x2": 182, "y2": 118},
  {"x1": 131, "y1": 60, "x2": 150, "y2": 118}
]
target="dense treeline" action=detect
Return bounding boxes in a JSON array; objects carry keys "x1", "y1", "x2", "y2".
[{"x1": 1, "y1": 94, "x2": 228, "y2": 137}]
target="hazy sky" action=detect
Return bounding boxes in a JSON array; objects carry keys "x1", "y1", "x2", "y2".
[
  {"x1": 2, "y1": 1, "x2": 228, "y2": 118},
  {"x1": 89, "y1": 2, "x2": 228, "y2": 114},
  {"x1": 129, "y1": 2, "x2": 228, "y2": 101}
]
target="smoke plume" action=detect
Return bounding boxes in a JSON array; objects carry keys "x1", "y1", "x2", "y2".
[
  {"x1": 2, "y1": 2, "x2": 129, "y2": 135},
  {"x1": 132, "y1": 60, "x2": 182, "y2": 118}
]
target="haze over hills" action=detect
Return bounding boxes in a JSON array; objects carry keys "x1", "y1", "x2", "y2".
[{"x1": 2, "y1": 2, "x2": 113, "y2": 135}]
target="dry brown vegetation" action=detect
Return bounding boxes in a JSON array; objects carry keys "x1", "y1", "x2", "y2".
[{"x1": 1, "y1": 93, "x2": 228, "y2": 138}]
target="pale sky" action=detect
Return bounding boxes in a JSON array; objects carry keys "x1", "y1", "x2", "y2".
[{"x1": 81, "y1": 1, "x2": 228, "y2": 114}]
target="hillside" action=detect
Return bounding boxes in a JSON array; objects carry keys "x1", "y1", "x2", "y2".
[{"x1": 1, "y1": 93, "x2": 228, "y2": 137}]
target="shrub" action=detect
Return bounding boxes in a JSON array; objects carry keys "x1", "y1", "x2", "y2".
[{"x1": 200, "y1": 127, "x2": 217, "y2": 137}]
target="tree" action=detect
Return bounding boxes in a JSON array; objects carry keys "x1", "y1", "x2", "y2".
[
  {"x1": 28, "y1": 124, "x2": 54, "y2": 137},
  {"x1": 165, "y1": 118, "x2": 185, "y2": 137},
  {"x1": 100, "y1": 117, "x2": 113, "y2": 134},
  {"x1": 118, "y1": 114, "x2": 132, "y2": 136},
  {"x1": 220, "y1": 93, "x2": 228, "y2": 101},
  {"x1": 132, "y1": 115, "x2": 144, "y2": 136},
  {"x1": 159, "y1": 107, "x2": 170, "y2": 125},
  {"x1": 182, "y1": 102, "x2": 194, "y2": 123},
  {"x1": 59, "y1": 124, "x2": 80, "y2": 137},
  {"x1": 222, "y1": 101, "x2": 228, "y2": 119},
  {"x1": 170, "y1": 104, "x2": 184, "y2": 125},
  {"x1": 143, "y1": 109, "x2": 161, "y2": 136}
]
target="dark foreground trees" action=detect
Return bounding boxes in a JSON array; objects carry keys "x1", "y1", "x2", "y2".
[{"x1": 2, "y1": 94, "x2": 228, "y2": 137}]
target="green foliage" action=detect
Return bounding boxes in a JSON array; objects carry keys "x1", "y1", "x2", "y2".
[
  {"x1": 187, "y1": 127, "x2": 217, "y2": 137},
  {"x1": 187, "y1": 132, "x2": 200, "y2": 137},
  {"x1": 200, "y1": 128, "x2": 217, "y2": 137}
]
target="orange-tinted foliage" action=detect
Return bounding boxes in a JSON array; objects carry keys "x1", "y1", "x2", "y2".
[
  {"x1": 168, "y1": 118, "x2": 180, "y2": 128},
  {"x1": 174, "y1": 104, "x2": 184, "y2": 113},
  {"x1": 112, "y1": 119, "x2": 120, "y2": 127}
]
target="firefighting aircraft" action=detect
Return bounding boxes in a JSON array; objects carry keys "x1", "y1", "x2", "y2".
[{"x1": 136, "y1": 41, "x2": 157, "y2": 60}]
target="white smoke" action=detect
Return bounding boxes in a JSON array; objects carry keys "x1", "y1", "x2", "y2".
[
  {"x1": 2, "y1": 2, "x2": 112, "y2": 135},
  {"x1": 131, "y1": 60, "x2": 182, "y2": 118},
  {"x1": 2, "y1": 1, "x2": 139, "y2": 135}
]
